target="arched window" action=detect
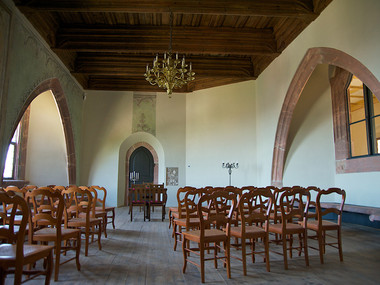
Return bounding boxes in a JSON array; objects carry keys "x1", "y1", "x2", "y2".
[{"x1": 346, "y1": 75, "x2": 380, "y2": 157}]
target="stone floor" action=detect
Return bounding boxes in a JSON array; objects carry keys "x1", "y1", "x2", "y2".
[{"x1": 5, "y1": 206, "x2": 380, "y2": 284}]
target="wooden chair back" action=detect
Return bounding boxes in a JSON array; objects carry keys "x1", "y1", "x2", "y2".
[
  {"x1": 198, "y1": 190, "x2": 236, "y2": 234},
  {"x1": 129, "y1": 184, "x2": 147, "y2": 205},
  {"x1": 176, "y1": 186, "x2": 196, "y2": 219},
  {"x1": 26, "y1": 187, "x2": 64, "y2": 233},
  {"x1": 316, "y1": 187, "x2": 346, "y2": 225},
  {"x1": 91, "y1": 185, "x2": 107, "y2": 210},
  {"x1": 4, "y1": 185, "x2": 26, "y2": 198},
  {"x1": 62, "y1": 186, "x2": 93, "y2": 223},
  {"x1": 149, "y1": 184, "x2": 167, "y2": 204},
  {"x1": 238, "y1": 188, "x2": 273, "y2": 231},
  {"x1": 279, "y1": 187, "x2": 310, "y2": 227}
]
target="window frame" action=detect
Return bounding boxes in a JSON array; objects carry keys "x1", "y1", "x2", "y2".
[
  {"x1": 2, "y1": 107, "x2": 30, "y2": 181},
  {"x1": 346, "y1": 76, "x2": 380, "y2": 159}
]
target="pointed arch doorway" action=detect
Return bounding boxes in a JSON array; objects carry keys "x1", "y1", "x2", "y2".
[
  {"x1": 129, "y1": 146, "x2": 154, "y2": 185},
  {"x1": 125, "y1": 142, "x2": 159, "y2": 206}
]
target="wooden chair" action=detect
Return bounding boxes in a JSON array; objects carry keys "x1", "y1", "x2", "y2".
[
  {"x1": 26, "y1": 187, "x2": 81, "y2": 281},
  {"x1": 129, "y1": 184, "x2": 148, "y2": 221},
  {"x1": 229, "y1": 188, "x2": 273, "y2": 275},
  {"x1": 182, "y1": 190, "x2": 236, "y2": 283},
  {"x1": 168, "y1": 186, "x2": 195, "y2": 229},
  {"x1": 0, "y1": 190, "x2": 54, "y2": 284},
  {"x1": 91, "y1": 185, "x2": 116, "y2": 229},
  {"x1": 173, "y1": 188, "x2": 204, "y2": 250},
  {"x1": 83, "y1": 186, "x2": 108, "y2": 238},
  {"x1": 62, "y1": 186, "x2": 102, "y2": 256},
  {"x1": 173, "y1": 188, "x2": 205, "y2": 251},
  {"x1": 148, "y1": 184, "x2": 167, "y2": 221},
  {"x1": 306, "y1": 187, "x2": 346, "y2": 264},
  {"x1": 268, "y1": 187, "x2": 310, "y2": 269}
]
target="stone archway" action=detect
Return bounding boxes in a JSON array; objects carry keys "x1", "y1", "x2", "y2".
[
  {"x1": 124, "y1": 142, "x2": 159, "y2": 206},
  {"x1": 12, "y1": 78, "x2": 77, "y2": 185},
  {"x1": 271, "y1": 47, "x2": 380, "y2": 186}
]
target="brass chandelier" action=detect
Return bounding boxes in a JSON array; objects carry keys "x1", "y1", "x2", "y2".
[{"x1": 144, "y1": 12, "x2": 195, "y2": 97}]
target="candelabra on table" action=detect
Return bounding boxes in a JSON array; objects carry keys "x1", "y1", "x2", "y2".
[
  {"x1": 222, "y1": 162, "x2": 239, "y2": 186},
  {"x1": 129, "y1": 171, "x2": 140, "y2": 184}
]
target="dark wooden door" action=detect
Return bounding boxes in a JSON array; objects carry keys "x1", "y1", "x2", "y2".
[{"x1": 129, "y1": 146, "x2": 154, "y2": 185}]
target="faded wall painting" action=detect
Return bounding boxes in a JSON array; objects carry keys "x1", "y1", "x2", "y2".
[{"x1": 132, "y1": 93, "x2": 156, "y2": 135}]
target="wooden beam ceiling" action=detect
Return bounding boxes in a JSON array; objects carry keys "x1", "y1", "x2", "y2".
[
  {"x1": 13, "y1": 0, "x2": 333, "y2": 93},
  {"x1": 15, "y1": 0, "x2": 318, "y2": 18}
]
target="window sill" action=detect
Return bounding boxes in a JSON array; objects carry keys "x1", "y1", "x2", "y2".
[
  {"x1": 1, "y1": 180, "x2": 29, "y2": 188},
  {"x1": 336, "y1": 155, "x2": 380, "y2": 173}
]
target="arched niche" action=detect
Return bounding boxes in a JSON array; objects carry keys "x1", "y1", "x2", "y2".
[
  {"x1": 118, "y1": 132, "x2": 165, "y2": 206},
  {"x1": 272, "y1": 47, "x2": 380, "y2": 186},
  {"x1": 4, "y1": 78, "x2": 76, "y2": 185}
]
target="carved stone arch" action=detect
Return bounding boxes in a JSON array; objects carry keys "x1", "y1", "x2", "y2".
[
  {"x1": 271, "y1": 47, "x2": 380, "y2": 186},
  {"x1": 13, "y1": 78, "x2": 76, "y2": 185},
  {"x1": 124, "y1": 142, "x2": 159, "y2": 206}
]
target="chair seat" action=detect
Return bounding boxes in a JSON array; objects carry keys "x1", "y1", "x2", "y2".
[
  {"x1": 169, "y1": 207, "x2": 178, "y2": 212},
  {"x1": 33, "y1": 227, "x2": 81, "y2": 241},
  {"x1": 230, "y1": 225, "x2": 266, "y2": 239},
  {"x1": 183, "y1": 228, "x2": 227, "y2": 243},
  {"x1": 174, "y1": 217, "x2": 200, "y2": 227},
  {"x1": 68, "y1": 217, "x2": 102, "y2": 227},
  {"x1": 95, "y1": 206, "x2": 115, "y2": 212},
  {"x1": 0, "y1": 244, "x2": 54, "y2": 264},
  {"x1": 268, "y1": 222, "x2": 304, "y2": 234},
  {"x1": 307, "y1": 220, "x2": 339, "y2": 231}
]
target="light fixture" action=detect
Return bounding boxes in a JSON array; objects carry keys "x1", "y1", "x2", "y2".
[
  {"x1": 222, "y1": 162, "x2": 239, "y2": 186},
  {"x1": 144, "y1": 12, "x2": 195, "y2": 98}
]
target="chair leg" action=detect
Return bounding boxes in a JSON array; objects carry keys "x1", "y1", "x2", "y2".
[
  {"x1": 200, "y1": 242, "x2": 205, "y2": 283},
  {"x1": 85, "y1": 229, "x2": 90, "y2": 256},
  {"x1": 45, "y1": 250, "x2": 53, "y2": 285},
  {"x1": 182, "y1": 236, "x2": 188, "y2": 273},
  {"x1": 103, "y1": 215, "x2": 107, "y2": 238},
  {"x1": 75, "y1": 234, "x2": 81, "y2": 271},
  {"x1": 111, "y1": 208, "x2": 116, "y2": 229},
  {"x1": 338, "y1": 228, "x2": 344, "y2": 262},
  {"x1": 54, "y1": 242, "x2": 61, "y2": 281},
  {"x1": 303, "y1": 231, "x2": 309, "y2": 266},
  {"x1": 264, "y1": 235, "x2": 270, "y2": 272},
  {"x1": 226, "y1": 239, "x2": 231, "y2": 279},
  {"x1": 318, "y1": 230, "x2": 324, "y2": 264},
  {"x1": 251, "y1": 238, "x2": 256, "y2": 263},
  {"x1": 242, "y1": 238, "x2": 247, "y2": 276},
  {"x1": 282, "y1": 234, "x2": 288, "y2": 270},
  {"x1": 173, "y1": 223, "x2": 178, "y2": 251},
  {"x1": 97, "y1": 223, "x2": 102, "y2": 250}
]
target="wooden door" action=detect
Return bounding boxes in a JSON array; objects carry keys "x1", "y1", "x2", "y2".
[{"x1": 129, "y1": 146, "x2": 154, "y2": 185}]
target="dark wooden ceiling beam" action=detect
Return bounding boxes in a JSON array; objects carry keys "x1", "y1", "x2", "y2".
[
  {"x1": 15, "y1": 0, "x2": 317, "y2": 19},
  {"x1": 74, "y1": 53, "x2": 256, "y2": 77},
  {"x1": 55, "y1": 26, "x2": 278, "y2": 56}
]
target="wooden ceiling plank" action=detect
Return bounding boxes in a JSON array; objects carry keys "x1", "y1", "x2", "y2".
[
  {"x1": 55, "y1": 26, "x2": 278, "y2": 55},
  {"x1": 15, "y1": 0, "x2": 318, "y2": 19}
]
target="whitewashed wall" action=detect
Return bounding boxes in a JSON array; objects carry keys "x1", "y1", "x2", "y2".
[
  {"x1": 185, "y1": 81, "x2": 257, "y2": 188},
  {"x1": 26, "y1": 91, "x2": 68, "y2": 186}
]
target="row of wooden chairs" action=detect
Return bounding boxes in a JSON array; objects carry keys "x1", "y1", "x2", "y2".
[
  {"x1": 128, "y1": 183, "x2": 167, "y2": 221},
  {"x1": 171, "y1": 185, "x2": 346, "y2": 283},
  {"x1": 0, "y1": 184, "x2": 115, "y2": 284}
]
